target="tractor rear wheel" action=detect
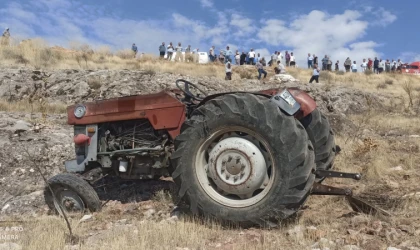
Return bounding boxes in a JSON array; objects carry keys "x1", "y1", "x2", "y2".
[
  {"x1": 171, "y1": 93, "x2": 315, "y2": 227},
  {"x1": 44, "y1": 173, "x2": 101, "y2": 215},
  {"x1": 300, "y1": 108, "x2": 337, "y2": 182}
]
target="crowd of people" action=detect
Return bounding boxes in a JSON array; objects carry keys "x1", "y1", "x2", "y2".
[{"x1": 306, "y1": 54, "x2": 406, "y2": 74}]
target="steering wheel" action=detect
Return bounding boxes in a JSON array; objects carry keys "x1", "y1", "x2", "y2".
[{"x1": 175, "y1": 79, "x2": 207, "y2": 101}]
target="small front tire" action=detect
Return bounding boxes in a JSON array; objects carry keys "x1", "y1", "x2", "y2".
[{"x1": 44, "y1": 173, "x2": 101, "y2": 215}]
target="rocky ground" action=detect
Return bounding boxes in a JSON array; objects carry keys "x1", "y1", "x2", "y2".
[{"x1": 0, "y1": 69, "x2": 419, "y2": 250}]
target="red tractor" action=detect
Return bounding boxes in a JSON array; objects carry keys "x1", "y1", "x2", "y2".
[{"x1": 44, "y1": 80, "x2": 361, "y2": 227}]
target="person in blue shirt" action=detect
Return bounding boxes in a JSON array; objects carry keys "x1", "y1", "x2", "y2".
[
  {"x1": 224, "y1": 46, "x2": 233, "y2": 63},
  {"x1": 158, "y1": 42, "x2": 166, "y2": 59},
  {"x1": 309, "y1": 64, "x2": 320, "y2": 83},
  {"x1": 132, "y1": 43, "x2": 138, "y2": 58}
]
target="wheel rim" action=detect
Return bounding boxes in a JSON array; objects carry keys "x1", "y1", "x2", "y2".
[
  {"x1": 195, "y1": 126, "x2": 275, "y2": 208},
  {"x1": 53, "y1": 188, "x2": 85, "y2": 215}
]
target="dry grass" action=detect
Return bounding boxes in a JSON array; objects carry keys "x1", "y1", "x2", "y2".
[{"x1": 0, "y1": 99, "x2": 67, "y2": 114}]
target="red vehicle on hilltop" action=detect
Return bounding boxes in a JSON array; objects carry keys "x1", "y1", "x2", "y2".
[{"x1": 402, "y1": 62, "x2": 420, "y2": 75}]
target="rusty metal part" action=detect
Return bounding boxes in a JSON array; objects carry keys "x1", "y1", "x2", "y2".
[
  {"x1": 311, "y1": 183, "x2": 353, "y2": 196},
  {"x1": 315, "y1": 169, "x2": 361, "y2": 180},
  {"x1": 67, "y1": 91, "x2": 186, "y2": 139}
]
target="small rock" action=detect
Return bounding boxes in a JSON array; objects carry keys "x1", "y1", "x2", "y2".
[
  {"x1": 387, "y1": 247, "x2": 401, "y2": 250},
  {"x1": 1, "y1": 203, "x2": 10, "y2": 211},
  {"x1": 343, "y1": 245, "x2": 360, "y2": 250},
  {"x1": 79, "y1": 214, "x2": 93, "y2": 223},
  {"x1": 390, "y1": 166, "x2": 404, "y2": 171},
  {"x1": 29, "y1": 168, "x2": 35, "y2": 173},
  {"x1": 409, "y1": 135, "x2": 420, "y2": 138}
]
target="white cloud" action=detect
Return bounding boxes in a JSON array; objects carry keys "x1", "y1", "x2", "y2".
[
  {"x1": 230, "y1": 13, "x2": 256, "y2": 37},
  {"x1": 365, "y1": 7, "x2": 397, "y2": 27},
  {"x1": 398, "y1": 52, "x2": 420, "y2": 64},
  {"x1": 199, "y1": 0, "x2": 213, "y2": 8}
]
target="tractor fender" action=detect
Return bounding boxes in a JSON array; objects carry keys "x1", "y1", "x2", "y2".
[{"x1": 199, "y1": 88, "x2": 316, "y2": 119}]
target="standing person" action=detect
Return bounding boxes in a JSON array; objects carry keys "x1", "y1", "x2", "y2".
[
  {"x1": 185, "y1": 45, "x2": 192, "y2": 62},
  {"x1": 277, "y1": 51, "x2": 283, "y2": 65},
  {"x1": 308, "y1": 53, "x2": 314, "y2": 69},
  {"x1": 193, "y1": 48, "x2": 200, "y2": 63},
  {"x1": 385, "y1": 59, "x2": 391, "y2": 73},
  {"x1": 367, "y1": 58, "x2": 373, "y2": 71},
  {"x1": 335, "y1": 60, "x2": 339, "y2": 71},
  {"x1": 158, "y1": 42, "x2": 166, "y2": 59},
  {"x1": 235, "y1": 51, "x2": 240, "y2": 65},
  {"x1": 271, "y1": 51, "x2": 277, "y2": 67},
  {"x1": 313, "y1": 54, "x2": 318, "y2": 66},
  {"x1": 256, "y1": 53, "x2": 261, "y2": 63},
  {"x1": 351, "y1": 61, "x2": 358, "y2": 73},
  {"x1": 240, "y1": 52, "x2": 246, "y2": 65},
  {"x1": 225, "y1": 61, "x2": 232, "y2": 80},
  {"x1": 378, "y1": 59, "x2": 385, "y2": 74},
  {"x1": 397, "y1": 59, "x2": 403, "y2": 72},
  {"x1": 131, "y1": 43, "x2": 138, "y2": 58},
  {"x1": 248, "y1": 48, "x2": 256, "y2": 65},
  {"x1": 285, "y1": 51, "x2": 290, "y2": 66},
  {"x1": 373, "y1": 57, "x2": 379, "y2": 74},
  {"x1": 167, "y1": 42, "x2": 174, "y2": 61},
  {"x1": 360, "y1": 59, "x2": 367, "y2": 72},
  {"x1": 322, "y1": 55, "x2": 328, "y2": 71},
  {"x1": 327, "y1": 56, "x2": 332, "y2": 71},
  {"x1": 344, "y1": 57, "x2": 352, "y2": 72},
  {"x1": 1, "y1": 28, "x2": 10, "y2": 46},
  {"x1": 290, "y1": 52, "x2": 296, "y2": 67},
  {"x1": 309, "y1": 64, "x2": 320, "y2": 83},
  {"x1": 256, "y1": 59, "x2": 267, "y2": 80},
  {"x1": 209, "y1": 46, "x2": 216, "y2": 62},
  {"x1": 225, "y1": 46, "x2": 233, "y2": 63},
  {"x1": 174, "y1": 42, "x2": 183, "y2": 62}
]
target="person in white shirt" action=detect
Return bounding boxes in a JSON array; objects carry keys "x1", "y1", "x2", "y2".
[
  {"x1": 277, "y1": 51, "x2": 283, "y2": 65},
  {"x1": 360, "y1": 59, "x2": 367, "y2": 72},
  {"x1": 167, "y1": 42, "x2": 174, "y2": 61},
  {"x1": 248, "y1": 49, "x2": 256, "y2": 65},
  {"x1": 351, "y1": 61, "x2": 358, "y2": 73},
  {"x1": 289, "y1": 52, "x2": 296, "y2": 67},
  {"x1": 174, "y1": 42, "x2": 183, "y2": 62},
  {"x1": 309, "y1": 64, "x2": 320, "y2": 83},
  {"x1": 225, "y1": 61, "x2": 232, "y2": 80},
  {"x1": 235, "y1": 51, "x2": 240, "y2": 65},
  {"x1": 308, "y1": 53, "x2": 314, "y2": 69}
]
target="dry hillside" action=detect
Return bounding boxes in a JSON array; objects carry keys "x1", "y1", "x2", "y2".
[{"x1": 0, "y1": 40, "x2": 420, "y2": 250}]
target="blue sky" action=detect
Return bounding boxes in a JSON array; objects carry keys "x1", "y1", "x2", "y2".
[{"x1": 0, "y1": 0, "x2": 419, "y2": 66}]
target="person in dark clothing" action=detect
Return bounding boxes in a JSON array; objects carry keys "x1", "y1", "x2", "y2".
[
  {"x1": 313, "y1": 54, "x2": 318, "y2": 66},
  {"x1": 132, "y1": 43, "x2": 138, "y2": 58},
  {"x1": 335, "y1": 60, "x2": 339, "y2": 71},
  {"x1": 158, "y1": 42, "x2": 166, "y2": 58},
  {"x1": 373, "y1": 57, "x2": 379, "y2": 74},
  {"x1": 322, "y1": 55, "x2": 328, "y2": 71},
  {"x1": 240, "y1": 52, "x2": 246, "y2": 65}
]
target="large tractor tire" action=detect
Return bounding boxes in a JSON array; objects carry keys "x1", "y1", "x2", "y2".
[
  {"x1": 44, "y1": 173, "x2": 101, "y2": 215},
  {"x1": 171, "y1": 93, "x2": 316, "y2": 227},
  {"x1": 300, "y1": 108, "x2": 337, "y2": 182}
]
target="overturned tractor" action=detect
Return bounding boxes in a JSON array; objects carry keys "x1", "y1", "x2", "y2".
[{"x1": 44, "y1": 79, "x2": 366, "y2": 227}]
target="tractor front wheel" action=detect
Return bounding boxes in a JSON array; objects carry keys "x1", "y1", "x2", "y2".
[{"x1": 44, "y1": 173, "x2": 101, "y2": 215}]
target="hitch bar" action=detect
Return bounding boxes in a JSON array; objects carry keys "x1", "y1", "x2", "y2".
[
  {"x1": 314, "y1": 169, "x2": 361, "y2": 181},
  {"x1": 311, "y1": 169, "x2": 361, "y2": 196},
  {"x1": 311, "y1": 183, "x2": 352, "y2": 196}
]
